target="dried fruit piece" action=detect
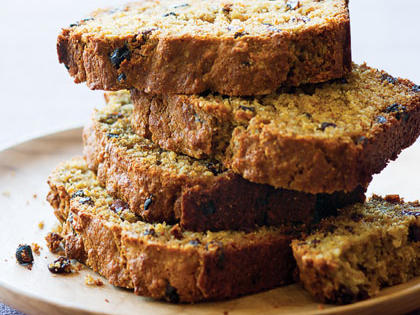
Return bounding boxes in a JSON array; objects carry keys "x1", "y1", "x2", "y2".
[
  {"x1": 48, "y1": 256, "x2": 72, "y2": 274},
  {"x1": 376, "y1": 115, "x2": 387, "y2": 124},
  {"x1": 319, "y1": 122, "x2": 337, "y2": 131},
  {"x1": 205, "y1": 161, "x2": 223, "y2": 175},
  {"x1": 107, "y1": 133, "x2": 120, "y2": 139},
  {"x1": 117, "y1": 73, "x2": 126, "y2": 82},
  {"x1": 408, "y1": 224, "x2": 420, "y2": 242},
  {"x1": 402, "y1": 210, "x2": 420, "y2": 217},
  {"x1": 163, "y1": 12, "x2": 177, "y2": 17},
  {"x1": 239, "y1": 105, "x2": 255, "y2": 112},
  {"x1": 71, "y1": 190, "x2": 85, "y2": 198},
  {"x1": 381, "y1": 73, "x2": 397, "y2": 85},
  {"x1": 234, "y1": 31, "x2": 248, "y2": 39},
  {"x1": 384, "y1": 103, "x2": 408, "y2": 121},
  {"x1": 16, "y1": 244, "x2": 34, "y2": 265},
  {"x1": 79, "y1": 196, "x2": 94, "y2": 206},
  {"x1": 143, "y1": 228, "x2": 156, "y2": 236},
  {"x1": 173, "y1": 3, "x2": 190, "y2": 8},
  {"x1": 144, "y1": 195, "x2": 153, "y2": 210},
  {"x1": 188, "y1": 239, "x2": 200, "y2": 246},
  {"x1": 165, "y1": 284, "x2": 180, "y2": 303},
  {"x1": 301, "y1": 16, "x2": 311, "y2": 23},
  {"x1": 110, "y1": 45, "x2": 131, "y2": 69}
]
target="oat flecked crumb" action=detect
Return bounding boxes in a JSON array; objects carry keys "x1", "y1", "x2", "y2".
[
  {"x1": 45, "y1": 232, "x2": 64, "y2": 254},
  {"x1": 38, "y1": 221, "x2": 45, "y2": 230},
  {"x1": 85, "y1": 274, "x2": 104, "y2": 286},
  {"x1": 31, "y1": 243, "x2": 41, "y2": 255}
]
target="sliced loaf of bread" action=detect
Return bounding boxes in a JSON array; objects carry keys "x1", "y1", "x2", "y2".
[{"x1": 58, "y1": 0, "x2": 351, "y2": 96}]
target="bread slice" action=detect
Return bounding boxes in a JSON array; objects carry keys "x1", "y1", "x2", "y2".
[
  {"x1": 291, "y1": 195, "x2": 420, "y2": 304},
  {"x1": 57, "y1": 0, "x2": 351, "y2": 96},
  {"x1": 131, "y1": 63, "x2": 420, "y2": 194},
  {"x1": 47, "y1": 157, "x2": 299, "y2": 303},
  {"x1": 83, "y1": 92, "x2": 365, "y2": 232}
]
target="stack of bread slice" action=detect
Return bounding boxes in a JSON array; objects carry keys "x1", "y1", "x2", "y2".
[{"x1": 48, "y1": 0, "x2": 420, "y2": 304}]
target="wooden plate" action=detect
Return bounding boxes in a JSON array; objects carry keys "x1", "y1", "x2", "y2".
[{"x1": 0, "y1": 128, "x2": 419, "y2": 315}]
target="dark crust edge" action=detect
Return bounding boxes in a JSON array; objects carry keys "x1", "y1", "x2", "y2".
[
  {"x1": 47, "y1": 172, "x2": 296, "y2": 303},
  {"x1": 83, "y1": 111, "x2": 365, "y2": 231},
  {"x1": 56, "y1": 7, "x2": 350, "y2": 96}
]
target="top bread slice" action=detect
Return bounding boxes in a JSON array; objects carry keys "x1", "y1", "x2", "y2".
[
  {"x1": 57, "y1": 0, "x2": 351, "y2": 96},
  {"x1": 131, "y1": 64, "x2": 420, "y2": 194}
]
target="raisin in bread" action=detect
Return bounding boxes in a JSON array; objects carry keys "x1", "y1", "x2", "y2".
[
  {"x1": 84, "y1": 91, "x2": 365, "y2": 232},
  {"x1": 57, "y1": 0, "x2": 351, "y2": 96},
  {"x1": 291, "y1": 195, "x2": 420, "y2": 304},
  {"x1": 131, "y1": 63, "x2": 420, "y2": 194},
  {"x1": 47, "y1": 157, "x2": 298, "y2": 303}
]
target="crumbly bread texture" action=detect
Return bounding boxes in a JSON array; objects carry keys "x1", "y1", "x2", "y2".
[
  {"x1": 47, "y1": 157, "x2": 298, "y2": 303},
  {"x1": 291, "y1": 195, "x2": 420, "y2": 304},
  {"x1": 84, "y1": 92, "x2": 365, "y2": 231},
  {"x1": 57, "y1": 0, "x2": 351, "y2": 96},
  {"x1": 131, "y1": 63, "x2": 420, "y2": 194}
]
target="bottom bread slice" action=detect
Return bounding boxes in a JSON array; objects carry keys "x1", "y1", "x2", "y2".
[
  {"x1": 47, "y1": 157, "x2": 299, "y2": 303},
  {"x1": 291, "y1": 195, "x2": 420, "y2": 304}
]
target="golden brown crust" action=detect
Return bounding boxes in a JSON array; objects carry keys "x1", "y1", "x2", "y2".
[
  {"x1": 130, "y1": 65, "x2": 420, "y2": 193},
  {"x1": 47, "y1": 159, "x2": 297, "y2": 302},
  {"x1": 57, "y1": 1, "x2": 351, "y2": 96},
  {"x1": 84, "y1": 96, "x2": 365, "y2": 231}
]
